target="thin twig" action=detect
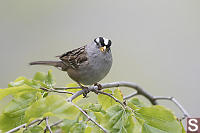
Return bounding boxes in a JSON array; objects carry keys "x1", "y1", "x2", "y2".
[
  {"x1": 66, "y1": 81, "x2": 189, "y2": 119},
  {"x1": 6, "y1": 119, "x2": 42, "y2": 133},
  {"x1": 54, "y1": 87, "x2": 81, "y2": 90},
  {"x1": 44, "y1": 120, "x2": 63, "y2": 131},
  {"x1": 37, "y1": 118, "x2": 46, "y2": 125},
  {"x1": 92, "y1": 89, "x2": 126, "y2": 109},
  {"x1": 7, "y1": 81, "x2": 190, "y2": 133},
  {"x1": 153, "y1": 96, "x2": 190, "y2": 118},
  {"x1": 67, "y1": 81, "x2": 157, "y2": 104},
  {"x1": 44, "y1": 117, "x2": 52, "y2": 133},
  {"x1": 40, "y1": 87, "x2": 74, "y2": 95},
  {"x1": 70, "y1": 102, "x2": 108, "y2": 133},
  {"x1": 123, "y1": 91, "x2": 138, "y2": 100},
  {"x1": 50, "y1": 120, "x2": 63, "y2": 127}
]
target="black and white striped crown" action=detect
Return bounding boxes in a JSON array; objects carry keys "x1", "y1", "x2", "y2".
[{"x1": 94, "y1": 37, "x2": 112, "y2": 48}]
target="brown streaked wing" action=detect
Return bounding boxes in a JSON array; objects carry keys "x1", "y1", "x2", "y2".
[{"x1": 59, "y1": 46, "x2": 88, "y2": 69}]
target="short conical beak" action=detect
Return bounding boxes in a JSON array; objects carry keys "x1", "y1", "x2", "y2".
[{"x1": 100, "y1": 46, "x2": 107, "y2": 52}]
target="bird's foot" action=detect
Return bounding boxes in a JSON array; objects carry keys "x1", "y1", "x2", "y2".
[
  {"x1": 82, "y1": 86, "x2": 89, "y2": 98},
  {"x1": 77, "y1": 83, "x2": 89, "y2": 98},
  {"x1": 94, "y1": 83, "x2": 103, "y2": 90}
]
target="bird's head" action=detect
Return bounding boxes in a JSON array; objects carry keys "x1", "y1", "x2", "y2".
[{"x1": 94, "y1": 37, "x2": 112, "y2": 52}]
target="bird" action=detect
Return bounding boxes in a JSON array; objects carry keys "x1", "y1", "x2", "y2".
[{"x1": 29, "y1": 37, "x2": 113, "y2": 96}]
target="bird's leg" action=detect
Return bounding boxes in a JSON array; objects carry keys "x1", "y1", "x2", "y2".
[{"x1": 77, "y1": 82, "x2": 89, "y2": 98}]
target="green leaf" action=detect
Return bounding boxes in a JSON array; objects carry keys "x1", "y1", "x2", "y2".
[
  {"x1": 113, "y1": 88, "x2": 123, "y2": 102},
  {"x1": 45, "y1": 70, "x2": 55, "y2": 88},
  {"x1": 33, "y1": 72, "x2": 46, "y2": 82},
  {"x1": 0, "y1": 85, "x2": 38, "y2": 100},
  {"x1": 135, "y1": 105, "x2": 183, "y2": 133},
  {"x1": 8, "y1": 77, "x2": 37, "y2": 88},
  {"x1": 98, "y1": 89, "x2": 123, "y2": 110},
  {"x1": 84, "y1": 126, "x2": 92, "y2": 133},
  {"x1": 61, "y1": 119, "x2": 86, "y2": 133},
  {"x1": 103, "y1": 105, "x2": 135, "y2": 133},
  {"x1": 61, "y1": 119, "x2": 78, "y2": 133},
  {"x1": 0, "y1": 92, "x2": 40, "y2": 132},
  {"x1": 24, "y1": 125, "x2": 43, "y2": 133},
  {"x1": 32, "y1": 70, "x2": 55, "y2": 88},
  {"x1": 83, "y1": 104, "x2": 104, "y2": 113},
  {"x1": 129, "y1": 97, "x2": 146, "y2": 107},
  {"x1": 127, "y1": 97, "x2": 147, "y2": 110},
  {"x1": 70, "y1": 123, "x2": 86, "y2": 133},
  {"x1": 25, "y1": 95, "x2": 79, "y2": 121}
]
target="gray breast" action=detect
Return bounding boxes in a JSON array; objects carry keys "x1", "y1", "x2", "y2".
[{"x1": 77, "y1": 43, "x2": 112, "y2": 85}]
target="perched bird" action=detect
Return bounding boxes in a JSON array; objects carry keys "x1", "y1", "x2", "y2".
[{"x1": 30, "y1": 37, "x2": 112, "y2": 94}]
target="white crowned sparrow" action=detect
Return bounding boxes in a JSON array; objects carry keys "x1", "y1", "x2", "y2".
[{"x1": 30, "y1": 37, "x2": 112, "y2": 90}]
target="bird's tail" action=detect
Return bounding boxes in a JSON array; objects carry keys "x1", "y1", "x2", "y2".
[{"x1": 29, "y1": 61, "x2": 63, "y2": 68}]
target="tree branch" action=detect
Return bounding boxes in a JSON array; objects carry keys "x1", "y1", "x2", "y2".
[
  {"x1": 70, "y1": 102, "x2": 108, "y2": 133},
  {"x1": 44, "y1": 117, "x2": 52, "y2": 133},
  {"x1": 54, "y1": 87, "x2": 81, "y2": 90},
  {"x1": 91, "y1": 89, "x2": 126, "y2": 109},
  {"x1": 67, "y1": 81, "x2": 157, "y2": 104},
  {"x1": 40, "y1": 87, "x2": 74, "y2": 95},
  {"x1": 6, "y1": 119, "x2": 42, "y2": 133},
  {"x1": 6, "y1": 81, "x2": 190, "y2": 133},
  {"x1": 153, "y1": 96, "x2": 191, "y2": 119},
  {"x1": 123, "y1": 91, "x2": 138, "y2": 100},
  {"x1": 66, "y1": 81, "x2": 190, "y2": 119}
]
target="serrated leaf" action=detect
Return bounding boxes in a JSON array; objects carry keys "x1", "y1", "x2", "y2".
[
  {"x1": 98, "y1": 89, "x2": 123, "y2": 110},
  {"x1": 32, "y1": 70, "x2": 55, "y2": 88},
  {"x1": 45, "y1": 70, "x2": 55, "y2": 88},
  {"x1": 86, "y1": 104, "x2": 104, "y2": 113},
  {"x1": 103, "y1": 105, "x2": 135, "y2": 133},
  {"x1": 113, "y1": 88, "x2": 123, "y2": 102},
  {"x1": 135, "y1": 105, "x2": 183, "y2": 133},
  {"x1": 0, "y1": 92, "x2": 40, "y2": 132},
  {"x1": 24, "y1": 125, "x2": 43, "y2": 133},
  {"x1": 61, "y1": 119, "x2": 77, "y2": 133},
  {"x1": 129, "y1": 98, "x2": 146, "y2": 107},
  {"x1": 0, "y1": 85, "x2": 38, "y2": 100},
  {"x1": 25, "y1": 95, "x2": 79, "y2": 121},
  {"x1": 33, "y1": 72, "x2": 46, "y2": 82},
  {"x1": 70, "y1": 123, "x2": 86, "y2": 133},
  {"x1": 127, "y1": 97, "x2": 146, "y2": 110},
  {"x1": 8, "y1": 76, "x2": 39, "y2": 88}
]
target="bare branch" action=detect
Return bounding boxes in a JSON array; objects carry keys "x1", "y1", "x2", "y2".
[
  {"x1": 40, "y1": 87, "x2": 74, "y2": 95},
  {"x1": 153, "y1": 96, "x2": 191, "y2": 119},
  {"x1": 92, "y1": 89, "x2": 126, "y2": 109},
  {"x1": 6, "y1": 81, "x2": 190, "y2": 133},
  {"x1": 6, "y1": 119, "x2": 42, "y2": 133},
  {"x1": 54, "y1": 87, "x2": 81, "y2": 90},
  {"x1": 123, "y1": 91, "x2": 138, "y2": 100},
  {"x1": 70, "y1": 102, "x2": 108, "y2": 133},
  {"x1": 67, "y1": 81, "x2": 157, "y2": 104},
  {"x1": 49, "y1": 120, "x2": 63, "y2": 128},
  {"x1": 43, "y1": 120, "x2": 63, "y2": 132},
  {"x1": 44, "y1": 117, "x2": 52, "y2": 133},
  {"x1": 37, "y1": 118, "x2": 46, "y2": 125},
  {"x1": 66, "y1": 81, "x2": 190, "y2": 119}
]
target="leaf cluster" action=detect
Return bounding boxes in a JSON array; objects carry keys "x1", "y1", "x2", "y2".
[{"x1": 0, "y1": 71, "x2": 185, "y2": 133}]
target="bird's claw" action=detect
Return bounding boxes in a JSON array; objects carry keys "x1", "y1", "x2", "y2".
[
  {"x1": 82, "y1": 87, "x2": 89, "y2": 98},
  {"x1": 94, "y1": 83, "x2": 103, "y2": 90}
]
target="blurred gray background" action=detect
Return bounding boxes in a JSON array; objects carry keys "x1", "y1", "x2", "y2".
[{"x1": 0, "y1": 0, "x2": 199, "y2": 118}]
